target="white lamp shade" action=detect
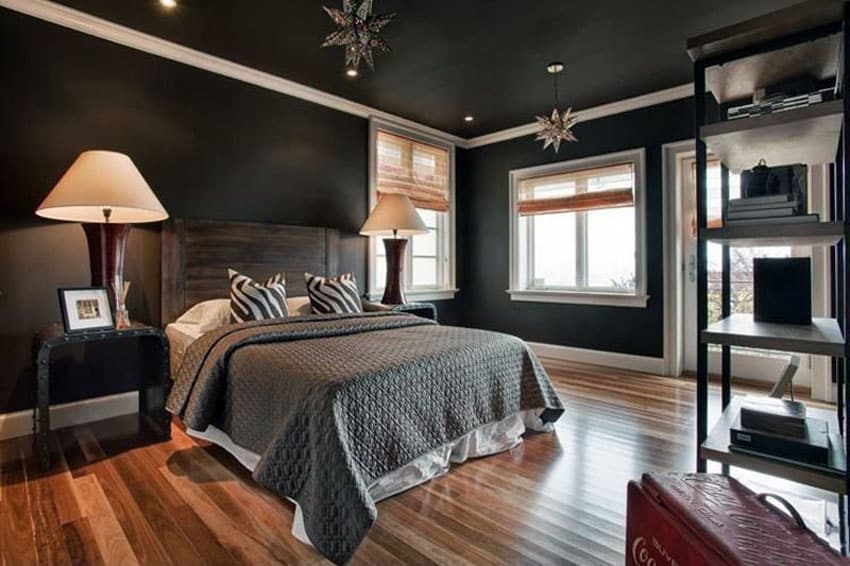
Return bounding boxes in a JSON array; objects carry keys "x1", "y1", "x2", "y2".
[
  {"x1": 359, "y1": 193, "x2": 428, "y2": 237},
  {"x1": 36, "y1": 151, "x2": 168, "y2": 224}
]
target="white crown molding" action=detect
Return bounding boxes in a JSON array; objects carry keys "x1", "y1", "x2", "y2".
[
  {"x1": 1, "y1": 0, "x2": 694, "y2": 151},
  {"x1": 0, "y1": 0, "x2": 469, "y2": 147},
  {"x1": 467, "y1": 84, "x2": 695, "y2": 148}
]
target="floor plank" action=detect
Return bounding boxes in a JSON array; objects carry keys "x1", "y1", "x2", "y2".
[
  {"x1": 61, "y1": 518, "x2": 104, "y2": 566},
  {"x1": 0, "y1": 437, "x2": 37, "y2": 565},
  {"x1": 19, "y1": 437, "x2": 71, "y2": 565},
  {"x1": 0, "y1": 361, "x2": 837, "y2": 564},
  {"x1": 72, "y1": 475, "x2": 138, "y2": 566},
  {"x1": 69, "y1": 429, "x2": 173, "y2": 565}
]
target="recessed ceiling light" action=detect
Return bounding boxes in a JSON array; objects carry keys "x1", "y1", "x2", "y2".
[
  {"x1": 346, "y1": 67, "x2": 359, "y2": 78},
  {"x1": 160, "y1": 0, "x2": 177, "y2": 9},
  {"x1": 464, "y1": 115, "x2": 475, "y2": 123}
]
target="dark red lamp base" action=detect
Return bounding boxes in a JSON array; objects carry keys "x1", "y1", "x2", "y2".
[
  {"x1": 81, "y1": 222, "x2": 130, "y2": 307},
  {"x1": 381, "y1": 238, "x2": 409, "y2": 305}
]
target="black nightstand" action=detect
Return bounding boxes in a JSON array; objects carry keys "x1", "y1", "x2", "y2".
[
  {"x1": 391, "y1": 302, "x2": 437, "y2": 322},
  {"x1": 32, "y1": 323, "x2": 171, "y2": 468}
]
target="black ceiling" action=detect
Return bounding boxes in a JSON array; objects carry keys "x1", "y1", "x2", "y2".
[{"x1": 49, "y1": 0, "x2": 801, "y2": 137}]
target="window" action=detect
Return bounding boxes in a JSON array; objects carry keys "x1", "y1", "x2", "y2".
[
  {"x1": 368, "y1": 120, "x2": 456, "y2": 300},
  {"x1": 508, "y1": 148, "x2": 648, "y2": 307}
]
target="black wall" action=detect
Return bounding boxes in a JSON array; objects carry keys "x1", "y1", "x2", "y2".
[
  {"x1": 1, "y1": 10, "x2": 406, "y2": 414},
  {"x1": 0, "y1": 7, "x2": 689, "y2": 416},
  {"x1": 459, "y1": 98, "x2": 694, "y2": 358}
]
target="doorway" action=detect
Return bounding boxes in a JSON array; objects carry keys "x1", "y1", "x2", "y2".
[{"x1": 662, "y1": 142, "x2": 832, "y2": 401}]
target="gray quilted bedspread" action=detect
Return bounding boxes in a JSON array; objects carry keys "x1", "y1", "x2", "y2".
[{"x1": 167, "y1": 312, "x2": 564, "y2": 564}]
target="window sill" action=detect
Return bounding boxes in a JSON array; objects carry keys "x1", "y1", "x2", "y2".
[
  {"x1": 506, "y1": 289, "x2": 649, "y2": 308},
  {"x1": 368, "y1": 288, "x2": 459, "y2": 302}
]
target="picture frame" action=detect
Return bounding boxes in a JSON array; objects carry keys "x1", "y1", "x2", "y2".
[{"x1": 58, "y1": 287, "x2": 115, "y2": 333}]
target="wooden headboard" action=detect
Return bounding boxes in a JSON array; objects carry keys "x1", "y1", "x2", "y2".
[{"x1": 161, "y1": 218, "x2": 340, "y2": 324}]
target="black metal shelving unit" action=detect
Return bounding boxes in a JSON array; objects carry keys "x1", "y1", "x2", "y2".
[{"x1": 689, "y1": 0, "x2": 850, "y2": 553}]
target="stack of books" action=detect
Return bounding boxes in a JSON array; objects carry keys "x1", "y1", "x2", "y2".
[
  {"x1": 726, "y1": 194, "x2": 817, "y2": 225},
  {"x1": 729, "y1": 397, "x2": 830, "y2": 466},
  {"x1": 728, "y1": 87, "x2": 834, "y2": 120}
]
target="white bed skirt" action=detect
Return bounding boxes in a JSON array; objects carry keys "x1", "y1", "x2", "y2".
[{"x1": 187, "y1": 409, "x2": 552, "y2": 547}]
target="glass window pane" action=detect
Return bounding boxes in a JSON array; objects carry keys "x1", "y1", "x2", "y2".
[
  {"x1": 586, "y1": 170, "x2": 633, "y2": 193},
  {"x1": 730, "y1": 172, "x2": 741, "y2": 199},
  {"x1": 417, "y1": 209, "x2": 438, "y2": 228},
  {"x1": 518, "y1": 216, "x2": 529, "y2": 287},
  {"x1": 706, "y1": 162, "x2": 722, "y2": 227},
  {"x1": 587, "y1": 207, "x2": 635, "y2": 290},
  {"x1": 707, "y1": 243, "x2": 793, "y2": 322},
  {"x1": 707, "y1": 242, "x2": 722, "y2": 323},
  {"x1": 374, "y1": 236, "x2": 386, "y2": 291},
  {"x1": 412, "y1": 229, "x2": 437, "y2": 256},
  {"x1": 730, "y1": 246, "x2": 792, "y2": 315},
  {"x1": 376, "y1": 241, "x2": 386, "y2": 257},
  {"x1": 532, "y1": 213, "x2": 576, "y2": 287},
  {"x1": 412, "y1": 257, "x2": 437, "y2": 287},
  {"x1": 533, "y1": 180, "x2": 576, "y2": 199},
  {"x1": 375, "y1": 254, "x2": 386, "y2": 290},
  {"x1": 705, "y1": 165, "x2": 741, "y2": 226}
]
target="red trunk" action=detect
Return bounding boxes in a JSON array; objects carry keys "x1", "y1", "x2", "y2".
[{"x1": 626, "y1": 473, "x2": 845, "y2": 565}]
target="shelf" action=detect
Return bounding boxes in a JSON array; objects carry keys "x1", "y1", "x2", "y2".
[
  {"x1": 701, "y1": 221, "x2": 844, "y2": 247},
  {"x1": 704, "y1": 34, "x2": 839, "y2": 104},
  {"x1": 700, "y1": 100, "x2": 843, "y2": 173},
  {"x1": 702, "y1": 314, "x2": 845, "y2": 357},
  {"x1": 701, "y1": 397, "x2": 846, "y2": 494},
  {"x1": 687, "y1": 0, "x2": 843, "y2": 63}
]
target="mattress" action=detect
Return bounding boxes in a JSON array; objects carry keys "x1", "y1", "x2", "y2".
[{"x1": 165, "y1": 322, "x2": 204, "y2": 375}]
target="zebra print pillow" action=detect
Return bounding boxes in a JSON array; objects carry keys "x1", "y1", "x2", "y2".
[
  {"x1": 305, "y1": 272, "x2": 363, "y2": 314},
  {"x1": 228, "y1": 269, "x2": 289, "y2": 323}
]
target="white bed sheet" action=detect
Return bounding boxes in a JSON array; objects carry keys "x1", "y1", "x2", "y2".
[{"x1": 188, "y1": 409, "x2": 552, "y2": 548}]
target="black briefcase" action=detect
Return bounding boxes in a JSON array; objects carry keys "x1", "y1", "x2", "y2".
[{"x1": 741, "y1": 160, "x2": 807, "y2": 214}]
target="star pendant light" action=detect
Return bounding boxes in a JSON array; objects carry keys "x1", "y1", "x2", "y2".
[
  {"x1": 535, "y1": 62, "x2": 578, "y2": 153},
  {"x1": 321, "y1": 0, "x2": 395, "y2": 75}
]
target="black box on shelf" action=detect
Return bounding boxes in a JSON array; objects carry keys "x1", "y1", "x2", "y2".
[
  {"x1": 740, "y1": 397, "x2": 806, "y2": 438},
  {"x1": 753, "y1": 257, "x2": 812, "y2": 325},
  {"x1": 730, "y1": 415, "x2": 829, "y2": 466}
]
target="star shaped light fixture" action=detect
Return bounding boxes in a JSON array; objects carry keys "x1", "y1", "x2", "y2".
[
  {"x1": 322, "y1": 0, "x2": 395, "y2": 76},
  {"x1": 535, "y1": 62, "x2": 578, "y2": 153}
]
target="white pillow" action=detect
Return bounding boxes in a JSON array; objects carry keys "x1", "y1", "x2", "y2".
[
  {"x1": 175, "y1": 299, "x2": 231, "y2": 332},
  {"x1": 287, "y1": 295, "x2": 312, "y2": 316},
  {"x1": 176, "y1": 296, "x2": 312, "y2": 332}
]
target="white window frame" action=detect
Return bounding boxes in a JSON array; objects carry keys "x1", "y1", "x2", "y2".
[
  {"x1": 367, "y1": 118, "x2": 458, "y2": 302},
  {"x1": 507, "y1": 148, "x2": 649, "y2": 308}
]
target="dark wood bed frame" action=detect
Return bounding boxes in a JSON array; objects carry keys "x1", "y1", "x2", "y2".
[{"x1": 160, "y1": 218, "x2": 340, "y2": 325}]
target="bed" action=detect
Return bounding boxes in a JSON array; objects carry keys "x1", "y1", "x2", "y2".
[{"x1": 161, "y1": 218, "x2": 564, "y2": 564}]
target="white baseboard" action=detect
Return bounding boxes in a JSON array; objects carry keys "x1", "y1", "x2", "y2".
[
  {"x1": 528, "y1": 341, "x2": 665, "y2": 375},
  {"x1": 0, "y1": 391, "x2": 138, "y2": 441}
]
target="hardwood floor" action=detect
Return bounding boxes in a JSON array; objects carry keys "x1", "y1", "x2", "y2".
[{"x1": 0, "y1": 361, "x2": 834, "y2": 565}]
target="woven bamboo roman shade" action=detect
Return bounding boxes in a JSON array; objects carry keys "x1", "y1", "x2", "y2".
[
  {"x1": 517, "y1": 162, "x2": 634, "y2": 216},
  {"x1": 376, "y1": 131, "x2": 450, "y2": 212}
]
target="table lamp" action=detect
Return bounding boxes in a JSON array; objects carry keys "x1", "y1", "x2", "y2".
[
  {"x1": 36, "y1": 151, "x2": 169, "y2": 321},
  {"x1": 360, "y1": 193, "x2": 427, "y2": 305}
]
